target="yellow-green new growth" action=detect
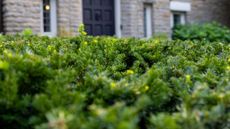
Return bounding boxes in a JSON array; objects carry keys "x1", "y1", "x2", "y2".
[
  {"x1": 0, "y1": 60, "x2": 9, "y2": 70},
  {"x1": 126, "y1": 70, "x2": 134, "y2": 75},
  {"x1": 78, "y1": 24, "x2": 87, "y2": 36}
]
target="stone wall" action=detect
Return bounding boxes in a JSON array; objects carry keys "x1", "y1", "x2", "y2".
[
  {"x1": 3, "y1": 0, "x2": 83, "y2": 35},
  {"x1": 188, "y1": 0, "x2": 230, "y2": 27},
  {"x1": 3, "y1": 0, "x2": 41, "y2": 34},
  {"x1": 57, "y1": 0, "x2": 82, "y2": 35},
  {"x1": 152, "y1": 0, "x2": 170, "y2": 36},
  {"x1": 120, "y1": 0, "x2": 171, "y2": 38},
  {"x1": 119, "y1": 0, "x2": 230, "y2": 37},
  {"x1": 120, "y1": 0, "x2": 134, "y2": 37},
  {"x1": 2, "y1": 0, "x2": 230, "y2": 37}
]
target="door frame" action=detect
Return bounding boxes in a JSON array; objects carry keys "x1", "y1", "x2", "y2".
[
  {"x1": 143, "y1": 4, "x2": 153, "y2": 38},
  {"x1": 82, "y1": 0, "x2": 121, "y2": 37},
  {"x1": 41, "y1": 0, "x2": 57, "y2": 37},
  {"x1": 115, "y1": 0, "x2": 121, "y2": 37}
]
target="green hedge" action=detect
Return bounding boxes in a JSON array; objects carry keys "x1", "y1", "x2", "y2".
[
  {"x1": 0, "y1": 34, "x2": 230, "y2": 129},
  {"x1": 173, "y1": 22, "x2": 230, "y2": 43}
]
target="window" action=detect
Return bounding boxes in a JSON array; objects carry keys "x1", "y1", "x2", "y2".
[
  {"x1": 42, "y1": 0, "x2": 57, "y2": 36},
  {"x1": 171, "y1": 12, "x2": 186, "y2": 28},
  {"x1": 43, "y1": 0, "x2": 51, "y2": 32},
  {"x1": 170, "y1": 1, "x2": 191, "y2": 29},
  {"x1": 143, "y1": 4, "x2": 152, "y2": 38}
]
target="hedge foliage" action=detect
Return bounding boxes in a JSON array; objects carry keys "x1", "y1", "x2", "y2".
[
  {"x1": 173, "y1": 22, "x2": 230, "y2": 43},
  {"x1": 0, "y1": 33, "x2": 230, "y2": 129}
]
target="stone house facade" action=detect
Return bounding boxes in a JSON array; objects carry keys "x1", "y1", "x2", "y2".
[{"x1": 0, "y1": 0, "x2": 229, "y2": 38}]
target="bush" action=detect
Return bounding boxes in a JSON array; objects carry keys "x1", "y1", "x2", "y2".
[
  {"x1": 0, "y1": 34, "x2": 229, "y2": 129},
  {"x1": 173, "y1": 22, "x2": 230, "y2": 43}
]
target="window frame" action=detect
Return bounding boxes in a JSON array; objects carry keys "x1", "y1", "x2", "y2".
[
  {"x1": 41, "y1": 0, "x2": 57, "y2": 37},
  {"x1": 170, "y1": 11, "x2": 186, "y2": 28},
  {"x1": 143, "y1": 3, "x2": 153, "y2": 38}
]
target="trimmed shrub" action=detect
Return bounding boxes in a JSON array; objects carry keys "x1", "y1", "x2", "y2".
[
  {"x1": 173, "y1": 22, "x2": 230, "y2": 43},
  {"x1": 0, "y1": 35, "x2": 229, "y2": 129}
]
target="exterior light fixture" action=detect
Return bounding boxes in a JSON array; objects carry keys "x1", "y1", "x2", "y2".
[{"x1": 45, "y1": 5, "x2": 50, "y2": 11}]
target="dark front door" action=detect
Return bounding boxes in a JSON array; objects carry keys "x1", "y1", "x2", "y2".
[{"x1": 83, "y1": 0, "x2": 115, "y2": 36}]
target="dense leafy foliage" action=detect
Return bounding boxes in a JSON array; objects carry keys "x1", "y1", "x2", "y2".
[
  {"x1": 173, "y1": 22, "x2": 230, "y2": 42},
  {"x1": 0, "y1": 34, "x2": 230, "y2": 129}
]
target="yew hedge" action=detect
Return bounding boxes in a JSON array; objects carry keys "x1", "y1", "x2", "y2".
[
  {"x1": 0, "y1": 34, "x2": 230, "y2": 129},
  {"x1": 173, "y1": 22, "x2": 230, "y2": 42}
]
